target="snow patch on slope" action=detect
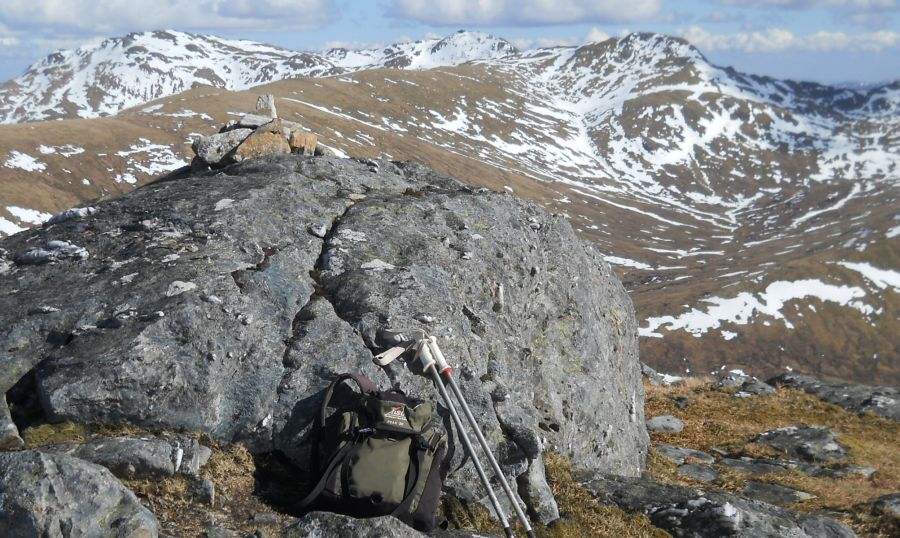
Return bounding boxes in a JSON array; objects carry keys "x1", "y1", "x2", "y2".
[{"x1": 640, "y1": 279, "x2": 873, "y2": 338}]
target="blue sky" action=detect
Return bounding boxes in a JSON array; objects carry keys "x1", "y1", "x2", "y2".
[{"x1": 0, "y1": 0, "x2": 897, "y2": 84}]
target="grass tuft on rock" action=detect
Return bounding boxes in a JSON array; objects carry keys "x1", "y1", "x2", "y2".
[{"x1": 541, "y1": 452, "x2": 670, "y2": 538}]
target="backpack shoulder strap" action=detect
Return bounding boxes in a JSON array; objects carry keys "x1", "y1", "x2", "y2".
[{"x1": 318, "y1": 373, "x2": 377, "y2": 426}]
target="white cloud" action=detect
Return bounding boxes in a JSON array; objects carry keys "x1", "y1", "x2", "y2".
[
  {"x1": 679, "y1": 25, "x2": 900, "y2": 52},
  {"x1": 512, "y1": 27, "x2": 613, "y2": 50},
  {"x1": 715, "y1": 0, "x2": 897, "y2": 27},
  {"x1": 323, "y1": 39, "x2": 386, "y2": 51},
  {"x1": 0, "y1": 0, "x2": 337, "y2": 35},
  {"x1": 586, "y1": 28, "x2": 612, "y2": 43},
  {"x1": 718, "y1": 1, "x2": 896, "y2": 9},
  {"x1": 387, "y1": 0, "x2": 662, "y2": 26}
]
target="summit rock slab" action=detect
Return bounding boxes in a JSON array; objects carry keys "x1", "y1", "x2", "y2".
[{"x1": 0, "y1": 155, "x2": 647, "y2": 520}]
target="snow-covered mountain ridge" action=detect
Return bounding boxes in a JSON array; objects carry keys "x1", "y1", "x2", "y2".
[
  {"x1": 0, "y1": 30, "x2": 896, "y2": 384},
  {"x1": 0, "y1": 30, "x2": 517, "y2": 123}
]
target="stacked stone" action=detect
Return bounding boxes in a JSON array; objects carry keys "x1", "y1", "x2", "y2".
[{"x1": 190, "y1": 93, "x2": 326, "y2": 170}]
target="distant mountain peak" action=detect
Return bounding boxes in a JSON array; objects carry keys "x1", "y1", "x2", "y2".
[{"x1": 0, "y1": 29, "x2": 524, "y2": 124}]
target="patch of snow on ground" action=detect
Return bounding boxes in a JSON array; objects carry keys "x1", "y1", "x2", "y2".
[
  {"x1": 113, "y1": 138, "x2": 187, "y2": 184},
  {"x1": 839, "y1": 261, "x2": 900, "y2": 291},
  {"x1": 640, "y1": 279, "x2": 870, "y2": 338},
  {"x1": 37, "y1": 144, "x2": 85, "y2": 157},
  {"x1": 0, "y1": 217, "x2": 25, "y2": 236},
  {"x1": 604, "y1": 255, "x2": 653, "y2": 270},
  {"x1": 4, "y1": 151, "x2": 46, "y2": 171},
  {"x1": 6, "y1": 206, "x2": 52, "y2": 224}
]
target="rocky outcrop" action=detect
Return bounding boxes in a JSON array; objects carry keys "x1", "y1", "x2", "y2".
[
  {"x1": 0, "y1": 450, "x2": 160, "y2": 537},
  {"x1": 41, "y1": 433, "x2": 211, "y2": 479},
  {"x1": 0, "y1": 155, "x2": 646, "y2": 524},
  {"x1": 754, "y1": 425, "x2": 848, "y2": 463},
  {"x1": 769, "y1": 373, "x2": 900, "y2": 421},
  {"x1": 582, "y1": 473, "x2": 855, "y2": 538},
  {"x1": 283, "y1": 511, "x2": 486, "y2": 537}
]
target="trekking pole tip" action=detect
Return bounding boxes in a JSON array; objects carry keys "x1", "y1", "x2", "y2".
[
  {"x1": 526, "y1": 530, "x2": 537, "y2": 538},
  {"x1": 503, "y1": 527, "x2": 515, "y2": 538}
]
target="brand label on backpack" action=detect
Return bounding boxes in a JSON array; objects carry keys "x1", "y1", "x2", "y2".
[{"x1": 383, "y1": 404, "x2": 410, "y2": 429}]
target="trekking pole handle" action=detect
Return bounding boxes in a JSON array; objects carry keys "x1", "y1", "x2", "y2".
[
  {"x1": 427, "y1": 337, "x2": 452, "y2": 375},
  {"x1": 415, "y1": 339, "x2": 436, "y2": 371}
]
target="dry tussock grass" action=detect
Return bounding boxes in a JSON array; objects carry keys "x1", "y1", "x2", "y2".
[{"x1": 541, "y1": 452, "x2": 671, "y2": 538}]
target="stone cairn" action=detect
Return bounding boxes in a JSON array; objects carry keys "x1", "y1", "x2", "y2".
[{"x1": 190, "y1": 94, "x2": 328, "y2": 170}]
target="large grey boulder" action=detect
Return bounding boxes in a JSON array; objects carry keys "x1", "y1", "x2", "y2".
[
  {"x1": 191, "y1": 128, "x2": 253, "y2": 165},
  {"x1": 0, "y1": 450, "x2": 159, "y2": 537},
  {"x1": 0, "y1": 155, "x2": 647, "y2": 520},
  {"x1": 582, "y1": 473, "x2": 855, "y2": 538}
]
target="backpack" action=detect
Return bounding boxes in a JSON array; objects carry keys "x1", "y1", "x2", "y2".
[{"x1": 297, "y1": 373, "x2": 448, "y2": 531}]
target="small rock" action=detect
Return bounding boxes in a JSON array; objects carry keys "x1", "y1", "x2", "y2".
[
  {"x1": 166, "y1": 281, "x2": 198, "y2": 297},
  {"x1": 16, "y1": 240, "x2": 89, "y2": 265},
  {"x1": 192, "y1": 129, "x2": 253, "y2": 166},
  {"x1": 138, "y1": 311, "x2": 165, "y2": 322},
  {"x1": 735, "y1": 380, "x2": 776, "y2": 397},
  {"x1": 669, "y1": 395, "x2": 694, "y2": 410},
  {"x1": 361, "y1": 259, "x2": 395, "y2": 271},
  {"x1": 720, "y1": 457, "x2": 791, "y2": 476},
  {"x1": 27, "y1": 306, "x2": 60, "y2": 315},
  {"x1": 713, "y1": 371, "x2": 752, "y2": 389},
  {"x1": 656, "y1": 444, "x2": 715, "y2": 465},
  {"x1": 641, "y1": 362, "x2": 684, "y2": 386},
  {"x1": 214, "y1": 199, "x2": 234, "y2": 211},
  {"x1": 742, "y1": 481, "x2": 816, "y2": 505},
  {"x1": 805, "y1": 464, "x2": 877, "y2": 479},
  {"x1": 201, "y1": 294, "x2": 223, "y2": 304},
  {"x1": 236, "y1": 113, "x2": 274, "y2": 130},
  {"x1": 872, "y1": 493, "x2": 900, "y2": 518},
  {"x1": 646, "y1": 415, "x2": 684, "y2": 433},
  {"x1": 677, "y1": 463, "x2": 720, "y2": 482},
  {"x1": 516, "y1": 456, "x2": 560, "y2": 525},
  {"x1": 755, "y1": 425, "x2": 848, "y2": 463},
  {"x1": 233, "y1": 120, "x2": 291, "y2": 162},
  {"x1": 252, "y1": 512, "x2": 279, "y2": 526},
  {"x1": 289, "y1": 131, "x2": 318, "y2": 155},
  {"x1": 192, "y1": 479, "x2": 215, "y2": 506},
  {"x1": 415, "y1": 314, "x2": 434, "y2": 323},
  {"x1": 45, "y1": 207, "x2": 97, "y2": 226},
  {"x1": 308, "y1": 224, "x2": 327, "y2": 238},
  {"x1": 256, "y1": 94, "x2": 277, "y2": 118}
]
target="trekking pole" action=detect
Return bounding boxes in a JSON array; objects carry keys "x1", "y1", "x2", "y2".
[
  {"x1": 415, "y1": 339, "x2": 517, "y2": 538},
  {"x1": 426, "y1": 337, "x2": 537, "y2": 538}
]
